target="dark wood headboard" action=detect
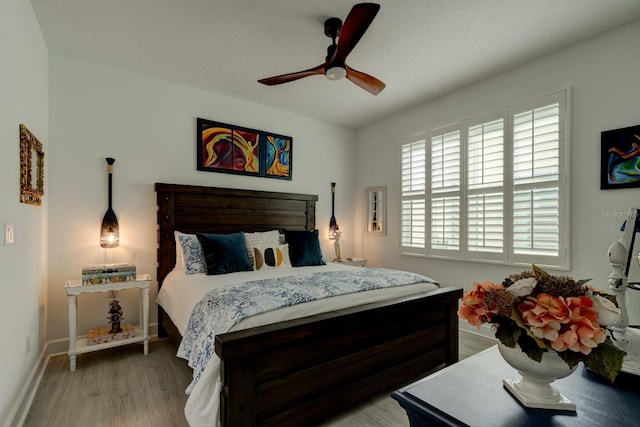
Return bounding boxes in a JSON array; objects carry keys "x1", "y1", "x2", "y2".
[{"x1": 155, "y1": 183, "x2": 318, "y2": 288}]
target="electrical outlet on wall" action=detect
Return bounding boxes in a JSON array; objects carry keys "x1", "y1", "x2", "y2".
[{"x1": 4, "y1": 223, "x2": 15, "y2": 245}]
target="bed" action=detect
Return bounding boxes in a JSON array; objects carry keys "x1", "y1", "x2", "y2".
[{"x1": 155, "y1": 183, "x2": 462, "y2": 427}]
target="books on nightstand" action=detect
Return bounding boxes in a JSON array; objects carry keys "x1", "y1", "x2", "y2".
[{"x1": 81, "y1": 263, "x2": 136, "y2": 285}]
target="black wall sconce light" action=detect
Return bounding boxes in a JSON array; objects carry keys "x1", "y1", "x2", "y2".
[{"x1": 100, "y1": 157, "x2": 119, "y2": 248}]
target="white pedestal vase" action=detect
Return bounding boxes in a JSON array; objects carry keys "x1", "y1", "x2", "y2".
[{"x1": 498, "y1": 342, "x2": 578, "y2": 411}]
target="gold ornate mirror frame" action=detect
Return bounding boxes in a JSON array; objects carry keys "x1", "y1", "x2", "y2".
[{"x1": 19, "y1": 124, "x2": 44, "y2": 206}]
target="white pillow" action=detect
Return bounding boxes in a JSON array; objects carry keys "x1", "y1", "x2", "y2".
[
  {"x1": 174, "y1": 231, "x2": 186, "y2": 270},
  {"x1": 253, "y1": 244, "x2": 292, "y2": 270},
  {"x1": 244, "y1": 230, "x2": 280, "y2": 266},
  {"x1": 175, "y1": 231, "x2": 206, "y2": 275}
]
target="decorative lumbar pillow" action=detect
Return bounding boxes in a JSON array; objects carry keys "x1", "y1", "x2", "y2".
[
  {"x1": 253, "y1": 244, "x2": 292, "y2": 270},
  {"x1": 244, "y1": 230, "x2": 281, "y2": 266},
  {"x1": 196, "y1": 232, "x2": 253, "y2": 275},
  {"x1": 284, "y1": 229, "x2": 326, "y2": 267},
  {"x1": 176, "y1": 231, "x2": 206, "y2": 275}
]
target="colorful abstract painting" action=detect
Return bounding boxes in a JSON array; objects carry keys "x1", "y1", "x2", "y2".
[
  {"x1": 601, "y1": 124, "x2": 640, "y2": 189},
  {"x1": 265, "y1": 135, "x2": 291, "y2": 178},
  {"x1": 197, "y1": 118, "x2": 292, "y2": 180}
]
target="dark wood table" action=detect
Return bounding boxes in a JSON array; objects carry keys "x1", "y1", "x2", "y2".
[{"x1": 392, "y1": 345, "x2": 639, "y2": 426}]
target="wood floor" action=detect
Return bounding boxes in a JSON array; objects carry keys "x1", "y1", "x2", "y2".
[{"x1": 24, "y1": 330, "x2": 495, "y2": 427}]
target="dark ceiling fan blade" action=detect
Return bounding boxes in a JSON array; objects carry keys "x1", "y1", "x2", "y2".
[
  {"x1": 258, "y1": 64, "x2": 325, "y2": 86},
  {"x1": 332, "y1": 3, "x2": 380, "y2": 63},
  {"x1": 346, "y1": 66, "x2": 385, "y2": 95}
]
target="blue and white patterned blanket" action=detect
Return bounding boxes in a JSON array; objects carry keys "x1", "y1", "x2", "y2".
[{"x1": 177, "y1": 268, "x2": 438, "y2": 392}]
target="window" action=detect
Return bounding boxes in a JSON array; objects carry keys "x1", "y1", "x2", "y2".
[{"x1": 400, "y1": 90, "x2": 568, "y2": 268}]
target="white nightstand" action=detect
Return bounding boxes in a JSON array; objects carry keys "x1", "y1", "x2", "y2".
[
  {"x1": 64, "y1": 274, "x2": 151, "y2": 371},
  {"x1": 333, "y1": 257, "x2": 367, "y2": 267}
]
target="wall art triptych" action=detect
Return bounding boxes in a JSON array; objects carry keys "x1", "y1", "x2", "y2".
[{"x1": 197, "y1": 118, "x2": 292, "y2": 180}]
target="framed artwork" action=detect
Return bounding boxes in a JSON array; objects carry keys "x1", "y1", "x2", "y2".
[
  {"x1": 197, "y1": 118, "x2": 292, "y2": 180},
  {"x1": 19, "y1": 124, "x2": 44, "y2": 206},
  {"x1": 601, "y1": 124, "x2": 640, "y2": 189},
  {"x1": 365, "y1": 186, "x2": 386, "y2": 235}
]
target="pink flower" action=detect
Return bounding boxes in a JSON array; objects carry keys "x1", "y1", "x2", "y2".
[
  {"x1": 518, "y1": 294, "x2": 570, "y2": 341},
  {"x1": 458, "y1": 281, "x2": 504, "y2": 328},
  {"x1": 553, "y1": 297, "x2": 607, "y2": 355}
]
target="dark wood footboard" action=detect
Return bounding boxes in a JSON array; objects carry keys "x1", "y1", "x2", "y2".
[{"x1": 215, "y1": 286, "x2": 462, "y2": 427}]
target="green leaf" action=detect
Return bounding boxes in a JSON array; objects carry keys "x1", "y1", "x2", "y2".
[
  {"x1": 517, "y1": 334, "x2": 545, "y2": 362},
  {"x1": 582, "y1": 338, "x2": 627, "y2": 382},
  {"x1": 532, "y1": 264, "x2": 550, "y2": 281},
  {"x1": 556, "y1": 348, "x2": 582, "y2": 370},
  {"x1": 495, "y1": 320, "x2": 520, "y2": 348}
]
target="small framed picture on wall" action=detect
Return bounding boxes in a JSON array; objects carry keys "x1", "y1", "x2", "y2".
[{"x1": 601, "y1": 124, "x2": 640, "y2": 190}]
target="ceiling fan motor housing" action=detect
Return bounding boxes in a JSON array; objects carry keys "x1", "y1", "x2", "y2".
[{"x1": 324, "y1": 17, "x2": 343, "y2": 39}]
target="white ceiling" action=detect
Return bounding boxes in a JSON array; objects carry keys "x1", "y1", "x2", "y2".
[{"x1": 31, "y1": 0, "x2": 640, "y2": 129}]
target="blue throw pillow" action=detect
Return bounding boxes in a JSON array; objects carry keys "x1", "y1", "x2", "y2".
[
  {"x1": 196, "y1": 232, "x2": 253, "y2": 275},
  {"x1": 284, "y1": 229, "x2": 326, "y2": 267}
]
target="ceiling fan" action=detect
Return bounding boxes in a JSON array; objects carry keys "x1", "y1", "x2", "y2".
[{"x1": 258, "y1": 3, "x2": 386, "y2": 95}]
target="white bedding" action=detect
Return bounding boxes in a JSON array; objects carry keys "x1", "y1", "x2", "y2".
[{"x1": 156, "y1": 263, "x2": 439, "y2": 427}]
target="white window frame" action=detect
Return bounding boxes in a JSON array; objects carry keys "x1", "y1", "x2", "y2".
[{"x1": 399, "y1": 90, "x2": 570, "y2": 269}]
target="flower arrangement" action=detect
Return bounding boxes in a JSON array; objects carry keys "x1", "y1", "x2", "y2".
[{"x1": 459, "y1": 265, "x2": 627, "y2": 382}]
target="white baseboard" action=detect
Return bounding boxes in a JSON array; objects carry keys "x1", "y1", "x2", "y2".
[
  {"x1": 459, "y1": 327, "x2": 497, "y2": 344},
  {"x1": 459, "y1": 321, "x2": 495, "y2": 339},
  {"x1": 5, "y1": 322, "x2": 160, "y2": 427},
  {"x1": 3, "y1": 344, "x2": 49, "y2": 427}
]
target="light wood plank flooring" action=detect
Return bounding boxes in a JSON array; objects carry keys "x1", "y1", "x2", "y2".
[{"x1": 24, "y1": 331, "x2": 495, "y2": 427}]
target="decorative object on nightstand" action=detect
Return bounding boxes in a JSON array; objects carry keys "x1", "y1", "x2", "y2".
[
  {"x1": 332, "y1": 228, "x2": 342, "y2": 261},
  {"x1": 100, "y1": 157, "x2": 119, "y2": 248},
  {"x1": 107, "y1": 292, "x2": 123, "y2": 333},
  {"x1": 65, "y1": 274, "x2": 151, "y2": 371}
]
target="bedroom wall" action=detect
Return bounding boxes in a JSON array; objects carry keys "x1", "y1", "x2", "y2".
[
  {"x1": 0, "y1": 0, "x2": 48, "y2": 424},
  {"x1": 46, "y1": 54, "x2": 356, "y2": 349},
  {"x1": 354, "y1": 19, "x2": 640, "y2": 331}
]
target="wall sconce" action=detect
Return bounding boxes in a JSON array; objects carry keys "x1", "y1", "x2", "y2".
[
  {"x1": 329, "y1": 182, "x2": 338, "y2": 239},
  {"x1": 100, "y1": 157, "x2": 119, "y2": 248}
]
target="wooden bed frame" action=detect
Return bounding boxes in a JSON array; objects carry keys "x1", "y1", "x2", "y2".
[{"x1": 155, "y1": 183, "x2": 462, "y2": 427}]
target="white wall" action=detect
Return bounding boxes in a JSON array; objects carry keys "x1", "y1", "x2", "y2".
[
  {"x1": 46, "y1": 54, "x2": 356, "y2": 347},
  {"x1": 0, "y1": 0, "x2": 48, "y2": 424},
  {"x1": 355, "y1": 20, "x2": 640, "y2": 327}
]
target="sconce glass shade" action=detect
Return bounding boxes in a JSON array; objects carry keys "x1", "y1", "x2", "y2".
[{"x1": 100, "y1": 209, "x2": 119, "y2": 248}]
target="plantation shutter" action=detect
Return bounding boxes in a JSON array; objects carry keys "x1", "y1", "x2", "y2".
[
  {"x1": 401, "y1": 138, "x2": 426, "y2": 248},
  {"x1": 467, "y1": 118, "x2": 505, "y2": 254},
  {"x1": 512, "y1": 101, "x2": 561, "y2": 257},
  {"x1": 431, "y1": 130, "x2": 460, "y2": 251}
]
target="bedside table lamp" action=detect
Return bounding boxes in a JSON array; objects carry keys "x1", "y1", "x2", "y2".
[{"x1": 100, "y1": 157, "x2": 119, "y2": 248}]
